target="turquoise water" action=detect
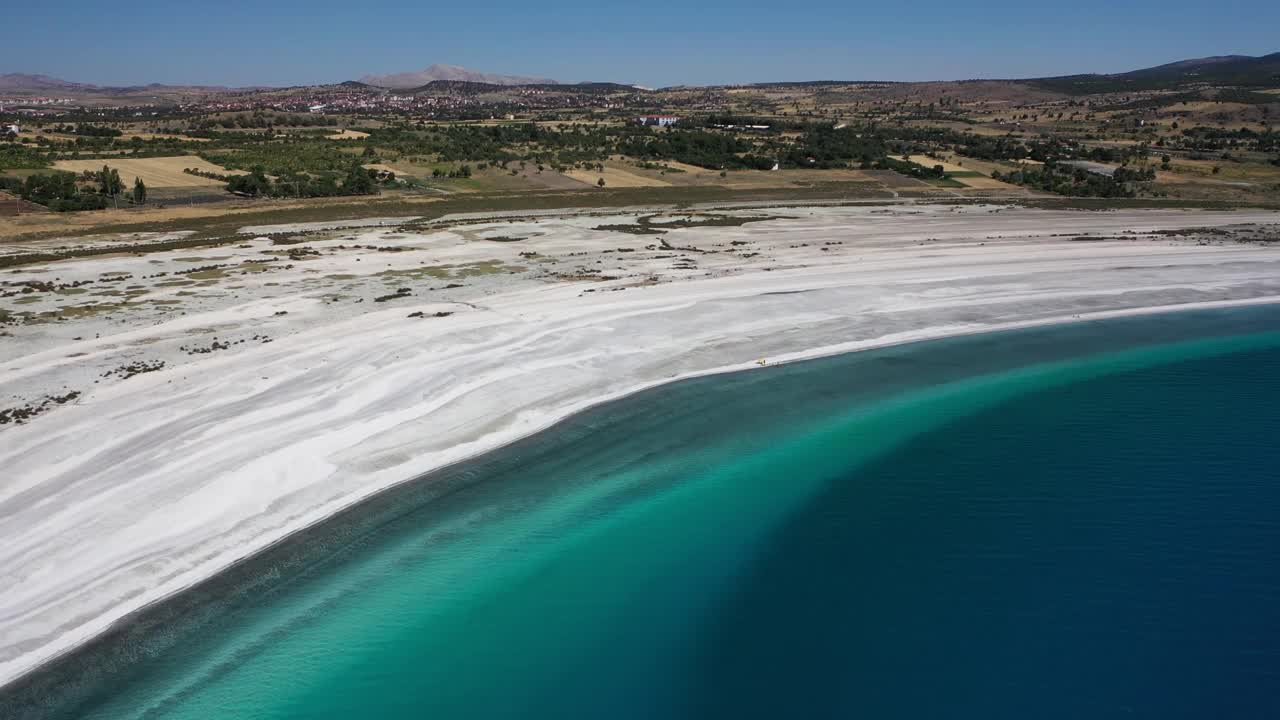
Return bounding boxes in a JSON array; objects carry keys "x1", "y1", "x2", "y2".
[{"x1": 21, "y1": 306, "x2": 1280, "y2": 719}]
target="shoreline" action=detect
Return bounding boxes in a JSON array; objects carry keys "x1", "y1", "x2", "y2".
[
  {"x1": 6, "y1": 181, "x2": 1276, "y2": 246},
  {"x1": 4, "y1": 295, "x2": 1280, "y2": 710},
  {"x1": 2, "y1": 203, "x2": 1280, "y2": 696}
]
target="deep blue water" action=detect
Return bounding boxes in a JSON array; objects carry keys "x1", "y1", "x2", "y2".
[
  {"x1": 686, "y1": 339, "x2": 1280, "y2": 719},
  {"x1": 13, "y1": 306, "x2": 1280, "y2": 720}
]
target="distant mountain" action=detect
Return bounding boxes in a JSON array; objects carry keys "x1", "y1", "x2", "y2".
[
  {"x1": 0, "y1": 73, "x2": 256, "y2": 95},
  {"x1": 1118, "y1": 53, "x2": 1280, "y2": 85},
  {"x1": 1030, "y1": 52, "x2": 1280, "y2": 94},
  {"x1": 552, "y1": 82, "x2": 645, "y2": 93},
  {"x1": 0, "y1": 73, "x2": 96, "y2": 92},
  {"x1": 6, "y1": 52, "x2": 1277, "y2": 99},
  {"x1": 360, "y1": 64, "x2": 558, "y2": 89},
  {"x1": 1141, "y1": 55, "x2": 1253, "y2": 71}
]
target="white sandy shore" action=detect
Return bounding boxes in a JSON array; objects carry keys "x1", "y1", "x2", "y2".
[{"x1": 2, "y1": 203, "x2": 1280, "y2": 687}]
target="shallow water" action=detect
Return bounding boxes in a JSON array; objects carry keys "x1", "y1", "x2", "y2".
[{"x1": 27, "y1": 306, "x2": 1280, "y2": 719}]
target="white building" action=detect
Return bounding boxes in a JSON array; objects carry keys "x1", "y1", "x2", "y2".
[{"x1": 637, "y1": 115, "x2": 680, "y2": 127}]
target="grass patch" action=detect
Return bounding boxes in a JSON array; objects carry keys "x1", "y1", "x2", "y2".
[
  {"x1": 35, "y1": 301, "x2": 139, "y2": 321},
  {"x1": 455, "y1": 260, "x2": 509, "y2": 277},
  {"x1": 377, "y1": 266, "x2": 453, "y2": 281},
  {"x1": 186, "y1": 269, "x2": 227, "y2": 280}
]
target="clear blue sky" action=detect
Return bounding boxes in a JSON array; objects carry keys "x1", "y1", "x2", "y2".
[{"x1": 5, "y1": 0, "x2": 1277, "y2": 87}]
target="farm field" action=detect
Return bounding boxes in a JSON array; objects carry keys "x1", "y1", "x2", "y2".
[
  {"x1": 51, "y1": 156, "x2": 244, "y2": 188},
  {"x1": 2, "y1": 52, "x2": 1276, "y2": 229},
  {"x1": 447, "y1": 166, "x2": 596, "y2": 193},
  {"x1": 325, "y1": 129, "x2": 371, "y2": 140},
  {"x1": 901, "y1": 154, "x2": 970, "y2": 173},
  {"x1": 563, "y1": 164, "x2": 669, "y2": 188},
  {"x1": 1159, "y1": 157, "x2": 1280, "y2": 185}
]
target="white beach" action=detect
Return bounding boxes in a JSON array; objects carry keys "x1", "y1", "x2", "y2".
[{"x1": 2, "y1": 202, "x2": 1280, "y2": 686}]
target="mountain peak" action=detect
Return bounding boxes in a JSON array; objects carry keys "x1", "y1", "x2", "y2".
[{"x1": 359, "y1": 64, "x2": 557, "y2": 89}]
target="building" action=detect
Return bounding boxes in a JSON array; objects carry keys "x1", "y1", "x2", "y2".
[
  {"x1": 712, "y1": 123, "x2": 771, "y2": 132},
  {"x1": 636, "y1": 115, "x2": 680, "y2": 127},
  {"x1": 2, "y1": 123, "x2": 18, "y2": 136}
]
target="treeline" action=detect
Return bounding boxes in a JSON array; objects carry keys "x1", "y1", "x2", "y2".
[
  {"x1": 200, "y1": 141, "x2": 363, "y2": 176},
  {"x1": 191, "y1": 113, "x2": 340, "y2": 130},
  {"x1": 50, "y1": 124, "x2": 124, "y2": 138},
  {"x1": 0, "y1": 143, "x2": 52, "y2": 170},
  {"x1": 1178, "y1": 126, "x2": 1277, "y2": 152},
  {"x1": 992, "y1": 161, "x2": 1155, "y2": 198},
  {"x1": 225, "y1": 164, "x2": 382, "y2": 198},
  {"x1": 950, "y1": 136, "x2": 1060, "y2": 162},
  {"x1": 887, "y1": 127, "x2": 1152, "y2": 167},
  {"x1": 183, "y1": 167, "x2": 231, "y2": 181},
  {"x1": 386, "y1": 122, "x2": 618, "y2": 165},
  {"x1": 783, "y1": 125, "x2": 885, "y2": 167},
  {"x1": 0, "y1": 173, "x2": 109, "y2": 211},
  {"x1": 0, "y1": 165, "x2": 146, "y2": 211},
  {"x1": 368, "y1": 121, "x2": 994, "y2": 172},
  {"x1": 617, "y1": 124, "x2": 900, "y2": 171},
  {"x1": 431, "y1": 165, "x2": 472, "y2": 178},
  {"x1": 104, "y1": 119, "x2": 1027, "y2": 176},
  {"x1": 874, "y1": 156, "x2": 948, "y2": 179},
  {"x1": 617, "y1": 130, "x2": 776, "y2": 170}
]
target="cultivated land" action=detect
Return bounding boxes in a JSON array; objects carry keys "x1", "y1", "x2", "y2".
[
  {"x1": 325, "y1": 129, "x2": 370, "y2": 140},
  {"x1": 50, "y1": 156, "x2": 243, "y2": 187},
  {"x1": 4, "y1": 53, "x2": 1278, "y2": 225},
  {"x1": 2, "y1": 202, "x2": 1280, "y2": 691},
  {"x1": 563, "y1": 164, "x2": 668, "y2": 187}
]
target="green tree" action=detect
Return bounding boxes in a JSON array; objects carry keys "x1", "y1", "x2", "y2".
[
  {"x1": 98, "y1": 165, "x2": 123, "y2": 196},
  {"x1": 132, "y1": 177, "x2": 147, "y2": 205},
  {"x1": 227, "y1": 169, "x2": 271, "y2": 197},
  {"x1": 342, "y1": 163, "x2": 375, "y2": 195}
]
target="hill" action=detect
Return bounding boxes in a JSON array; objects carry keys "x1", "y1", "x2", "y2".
[
  {"x1": 408, "y1": 79, "x2": 501, "y2": 94},
  {"x1": 0, "y1": 73, "x2": 95, "y2": 92},
  {"x1": 0, "y1": 73, "x2": 255, "y2": 97},
  {"x1": 360, "y1": 64, "x2": 558, "y2": 89},
  {"x1": 1030, "y1": 52, "x2": 1280, "y2": 93}
]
